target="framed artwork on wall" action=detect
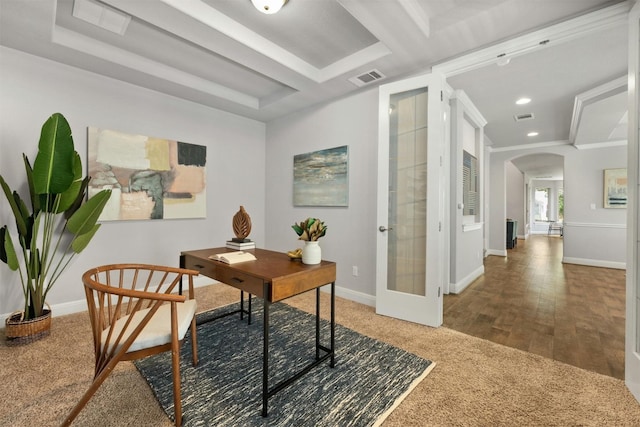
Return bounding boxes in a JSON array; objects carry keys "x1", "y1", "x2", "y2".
[
  {"x1": 293, "y1": 145, "x2": 348, "y2": 207},
  {"x1": 87, "y1": 127, "x2": 207, "y2": 221},
  {"x1": 603, "y1": 168, "x2": 627, "y2": 208}
]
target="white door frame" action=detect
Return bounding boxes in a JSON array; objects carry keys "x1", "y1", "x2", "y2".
[{"x1": 625, "y1": 0, "x2": 640, "y2": 402}]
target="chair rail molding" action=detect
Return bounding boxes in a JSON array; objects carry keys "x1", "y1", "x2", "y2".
[{"x1": 563, "y1": 222, "x2": 626, "y2": 229}]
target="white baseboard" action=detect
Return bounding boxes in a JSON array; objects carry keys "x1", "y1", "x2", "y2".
[
  {"x1": 486, "y1": 249, "x2": 506, "y2": 257},
  {"x1": 450, "y1": 265, "x2": 485, "y2": 294},
  {"x1": 562, "y1": 257, "x2": 626, "y2": 270},
  {"x1": 332, "y1": 285, "x2": 376, "y2": 307},
  {"x1": 0, "y1": 276, "x2": 220, "y2": 327},
  {"x1": 1, "y1": 279, "x2": 377, "y2": 327}
]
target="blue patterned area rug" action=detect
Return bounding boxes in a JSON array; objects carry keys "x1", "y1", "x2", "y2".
[{"x1": 134, "y1": 301, "x2": 434, "y2": 426}]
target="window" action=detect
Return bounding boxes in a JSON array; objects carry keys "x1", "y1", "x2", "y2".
[
  {"x1": 534, "y1": 187, "x2": 550, "y2": 221},
  {"x1": 463, "y1": 150, "x2": 478, "y2": 216},
  {"x1": 558, "y1": 188, "x2": 564, "y2": 222}
]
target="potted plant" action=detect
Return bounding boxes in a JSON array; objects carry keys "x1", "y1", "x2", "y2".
[
  {"x1": 0, "y1": 113, "x2": 112, "y2": 345},
  {"x1": 291, "y1": 218, "x2": 327, "y2": 265}
]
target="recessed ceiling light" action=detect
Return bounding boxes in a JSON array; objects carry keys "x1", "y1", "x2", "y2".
[
  {"x1": 527, "y1": 132, "x2": 539, "y2": 137},
  {"x1": 516, "y1": 97, "x2": 531, "y2": 105}
]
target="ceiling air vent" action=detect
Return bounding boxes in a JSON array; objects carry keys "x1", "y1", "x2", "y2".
[
  {"x1": 349, "y1": 69, "x2": 386, "y2": 87},
  {"x1": 514, "y1": 112, "x2": 535, "y2": 122}
]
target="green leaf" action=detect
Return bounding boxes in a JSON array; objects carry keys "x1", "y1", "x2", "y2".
[
  {"x1": 23, "y1": 154, "x2": 40, "y2": 214},
  {"x1": 0, "y1": 175, "x2": 28, "y2": 237},
  {"x1": 292, "y1": 224, "x2": 303, "y2": 235},
  {"x1": 32, "y1": 113, "x2": 75, "y2": 196},
  {"x1": 71, "y1": 224, "x2": 101, "y2": 253},
  {"x1": 0, "y1": 226, "x2": 19, "y2": 270},
  {"x1": 64, "y1": 176, "x2": 89, "y2": 220},
  {"x1": 57, "y1": 152, "x2": 83, "y2": 213},
  {"x1": 66, "y1": 189, "x2": 111, "y2": 235}
]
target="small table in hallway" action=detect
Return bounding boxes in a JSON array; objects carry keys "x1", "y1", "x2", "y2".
[{"x1": 180, "y1": 247, "x2": 337, "y2": 417}]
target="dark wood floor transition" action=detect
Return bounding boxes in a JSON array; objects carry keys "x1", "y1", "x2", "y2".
[{"x1": 443, "y1": 234, "x2": 626, "y2": 379}]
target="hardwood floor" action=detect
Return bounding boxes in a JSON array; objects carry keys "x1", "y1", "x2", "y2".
[{"x1": 443, "y1": 234, "x2": 626, "y2": 379}]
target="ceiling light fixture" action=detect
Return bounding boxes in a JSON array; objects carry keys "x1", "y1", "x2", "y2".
[
  {"x1": 516, "y1": 97, "x2": 531, "y2": 105},
  {"x1": 251, "y1": 0, "x2": 288, "y2": 14},
  {"x1": 527, "y1": 132, "x2": 539, "y2": 137},
  {"x1": 495, "y1": 39, "x2": 551, "y2": 67},
  {"x1": 496, "y1": 53, "x2": 511, "y2": 66}
]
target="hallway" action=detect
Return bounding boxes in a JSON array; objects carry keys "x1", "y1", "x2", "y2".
[{"x1": 443, "y1": 235, "x2": 626, "y2": 379}]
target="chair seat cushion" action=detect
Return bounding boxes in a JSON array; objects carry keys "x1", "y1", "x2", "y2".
[{"x1": 103, "y1": 299, "x2": 197, "y2": 353}]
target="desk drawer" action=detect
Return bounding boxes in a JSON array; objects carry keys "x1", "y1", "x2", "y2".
[
  {"x1": 216, "y1": 268, "x2": 264, "y2": 296},
  {"x1": 183, "y1": 255, "x2": 265, "y2": 297}
]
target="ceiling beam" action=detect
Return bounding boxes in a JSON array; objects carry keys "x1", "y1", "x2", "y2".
[
  {"x1": 432, "y1": 2, "x2": 630, "y2": 78},
  {"x1": 569, "y1": 75, "x2": 627, "y2": 144}
]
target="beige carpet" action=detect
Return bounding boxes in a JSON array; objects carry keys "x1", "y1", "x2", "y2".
[{"x1": 1, "y1": 283, "x2": 639, "y2": 426}]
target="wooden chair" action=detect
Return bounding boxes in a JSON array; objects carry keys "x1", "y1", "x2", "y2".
[{"x1": 62, "y1": 264, "x2": 199, "y2": 427}]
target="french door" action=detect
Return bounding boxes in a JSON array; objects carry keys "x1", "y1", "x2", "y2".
[
  {"x1": 626, "y1": 0, "x2": 640, "y2": 402},
  {"x1": 375, "y1": 73, "x2": 444, "y2": 327}
]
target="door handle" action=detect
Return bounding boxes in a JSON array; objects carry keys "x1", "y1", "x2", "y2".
[{"x1": 379, "y1": 226, "x2": 393, "y2": 232}]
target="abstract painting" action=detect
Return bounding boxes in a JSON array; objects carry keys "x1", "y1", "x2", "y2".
[
  {"x1": 603, "y1": 168, "x2": 627, "y2": 208},
  {"x1": 87, "y1": 127, "x2": 206, "y2": 221},
  {"x1": 293, "y1": 145, "x2": 348, "y2": 207}
]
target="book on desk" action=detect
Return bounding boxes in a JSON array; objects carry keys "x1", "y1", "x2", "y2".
[
  {"x1": 225, "y1": 240, "x2": 256, "y2": 250},
  {"x1": 209, "y1": 250, "x2": 257, "y2": 264}
]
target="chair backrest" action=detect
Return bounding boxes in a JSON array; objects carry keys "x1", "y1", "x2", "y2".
[{"x1": 82, "y1": 264, "x2": 198, "y2": 375}]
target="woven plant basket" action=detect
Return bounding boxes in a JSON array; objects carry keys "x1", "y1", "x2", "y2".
[{"x1": 5, "y1": 305, "x2": 51, "y2": 346}]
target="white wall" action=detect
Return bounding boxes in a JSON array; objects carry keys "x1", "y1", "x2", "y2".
[
  {"x1": 563, "y1": 146, "x2": 627, "y2": 268},
  {"x1": 506, "y1": 161, "x2": 525, "y2": 237},
  {"x1": 449, "y1": 96, "x2": 485, "y2": 293},
  {"x1": 488, "y1": 144, "x2": 627, "y2": 268},
  {"x1": 0, "y1": 47, "x2": 266, "y2": 316},
  {"x1": 264, "y1": 89, "x2": 379, "y2": 305}
]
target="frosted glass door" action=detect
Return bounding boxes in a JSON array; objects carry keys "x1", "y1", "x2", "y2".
[
  {"x1": 376, "y1": 73, "x2": 443, "y2": 327},
  {"x1": 387, "y1": 88, "x2": 428, "y2": 296}
]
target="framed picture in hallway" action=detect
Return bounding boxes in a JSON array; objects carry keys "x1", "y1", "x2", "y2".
[{"x1": 603, "y1": 168, "x2": 627, "y2": 208}]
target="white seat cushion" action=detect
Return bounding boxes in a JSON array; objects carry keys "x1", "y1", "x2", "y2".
[{"x1": 102, "y1": 299, "x2": 197, "y2": 353}]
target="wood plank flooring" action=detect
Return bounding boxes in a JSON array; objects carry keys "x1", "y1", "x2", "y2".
[{"x1": 443, "y1": 235, "x2": 626, "y2": 379}]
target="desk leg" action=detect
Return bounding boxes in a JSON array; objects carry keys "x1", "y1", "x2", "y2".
[
  {"x1": 315, "y1": 288, "x2": 320, "y2": 360},
  {"x1": 239, "y1": 292, "x2": 253, "y2": 324},
  {"x1": 240, "y1": 291, "x2": 244, "y2": 320},
  {"x1": 262, "y1": 282, "x2": 270, "y2": 417},
  {"x1": 178, "y1": 255, "x2": 185, "y2": 295},
  {"x1": 330, "y1": 281, "x2": 335, "y2": 368}
]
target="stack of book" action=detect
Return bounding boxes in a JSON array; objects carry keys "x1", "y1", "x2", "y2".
[{"x1": 226, "y1": 240, "x2": 256, "y2": 250}]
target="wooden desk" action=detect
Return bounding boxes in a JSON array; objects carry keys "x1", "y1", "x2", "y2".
[{"x1": 180, "y1": 247, "x2": 336, "y2": 417}]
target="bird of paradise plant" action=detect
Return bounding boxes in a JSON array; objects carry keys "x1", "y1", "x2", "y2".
[{"x1": 0, "y1": 113, "x2": 112, "y2": 320}]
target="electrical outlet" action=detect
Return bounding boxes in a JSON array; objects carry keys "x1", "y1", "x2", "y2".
[{"x1": 352, "y1": 266, "x2": 358, "y2": 276}]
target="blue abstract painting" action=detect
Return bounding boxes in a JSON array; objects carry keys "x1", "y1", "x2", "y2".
[{"x1": 293, "y1": 145, "x2": 348, "y2": 207}]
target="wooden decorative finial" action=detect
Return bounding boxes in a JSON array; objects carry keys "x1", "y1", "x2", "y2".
[{"x1": 232, "y1": 206, "x2": 252, "y2": 240}]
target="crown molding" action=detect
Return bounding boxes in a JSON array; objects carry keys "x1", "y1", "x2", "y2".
[
  {"x1": 573, "y1": 139, "x2": 627, "y2": 150},
  {"x1": 452, "y1": 90, "x2": 487, "y2": 127},
  {"x1": 488, "y1": 140, "x2": 571, "y2": 153},
  {"x1": 569, "y1": 75, "x2": 627, "y2": 144},
  {"x1": 432, "y1": 2, "x2": 630, "y2": 78}
]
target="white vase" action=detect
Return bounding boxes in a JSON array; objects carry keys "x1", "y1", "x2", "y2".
[{"x1": 302, "y1": 241, "x2": 321, "y2": 265}]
